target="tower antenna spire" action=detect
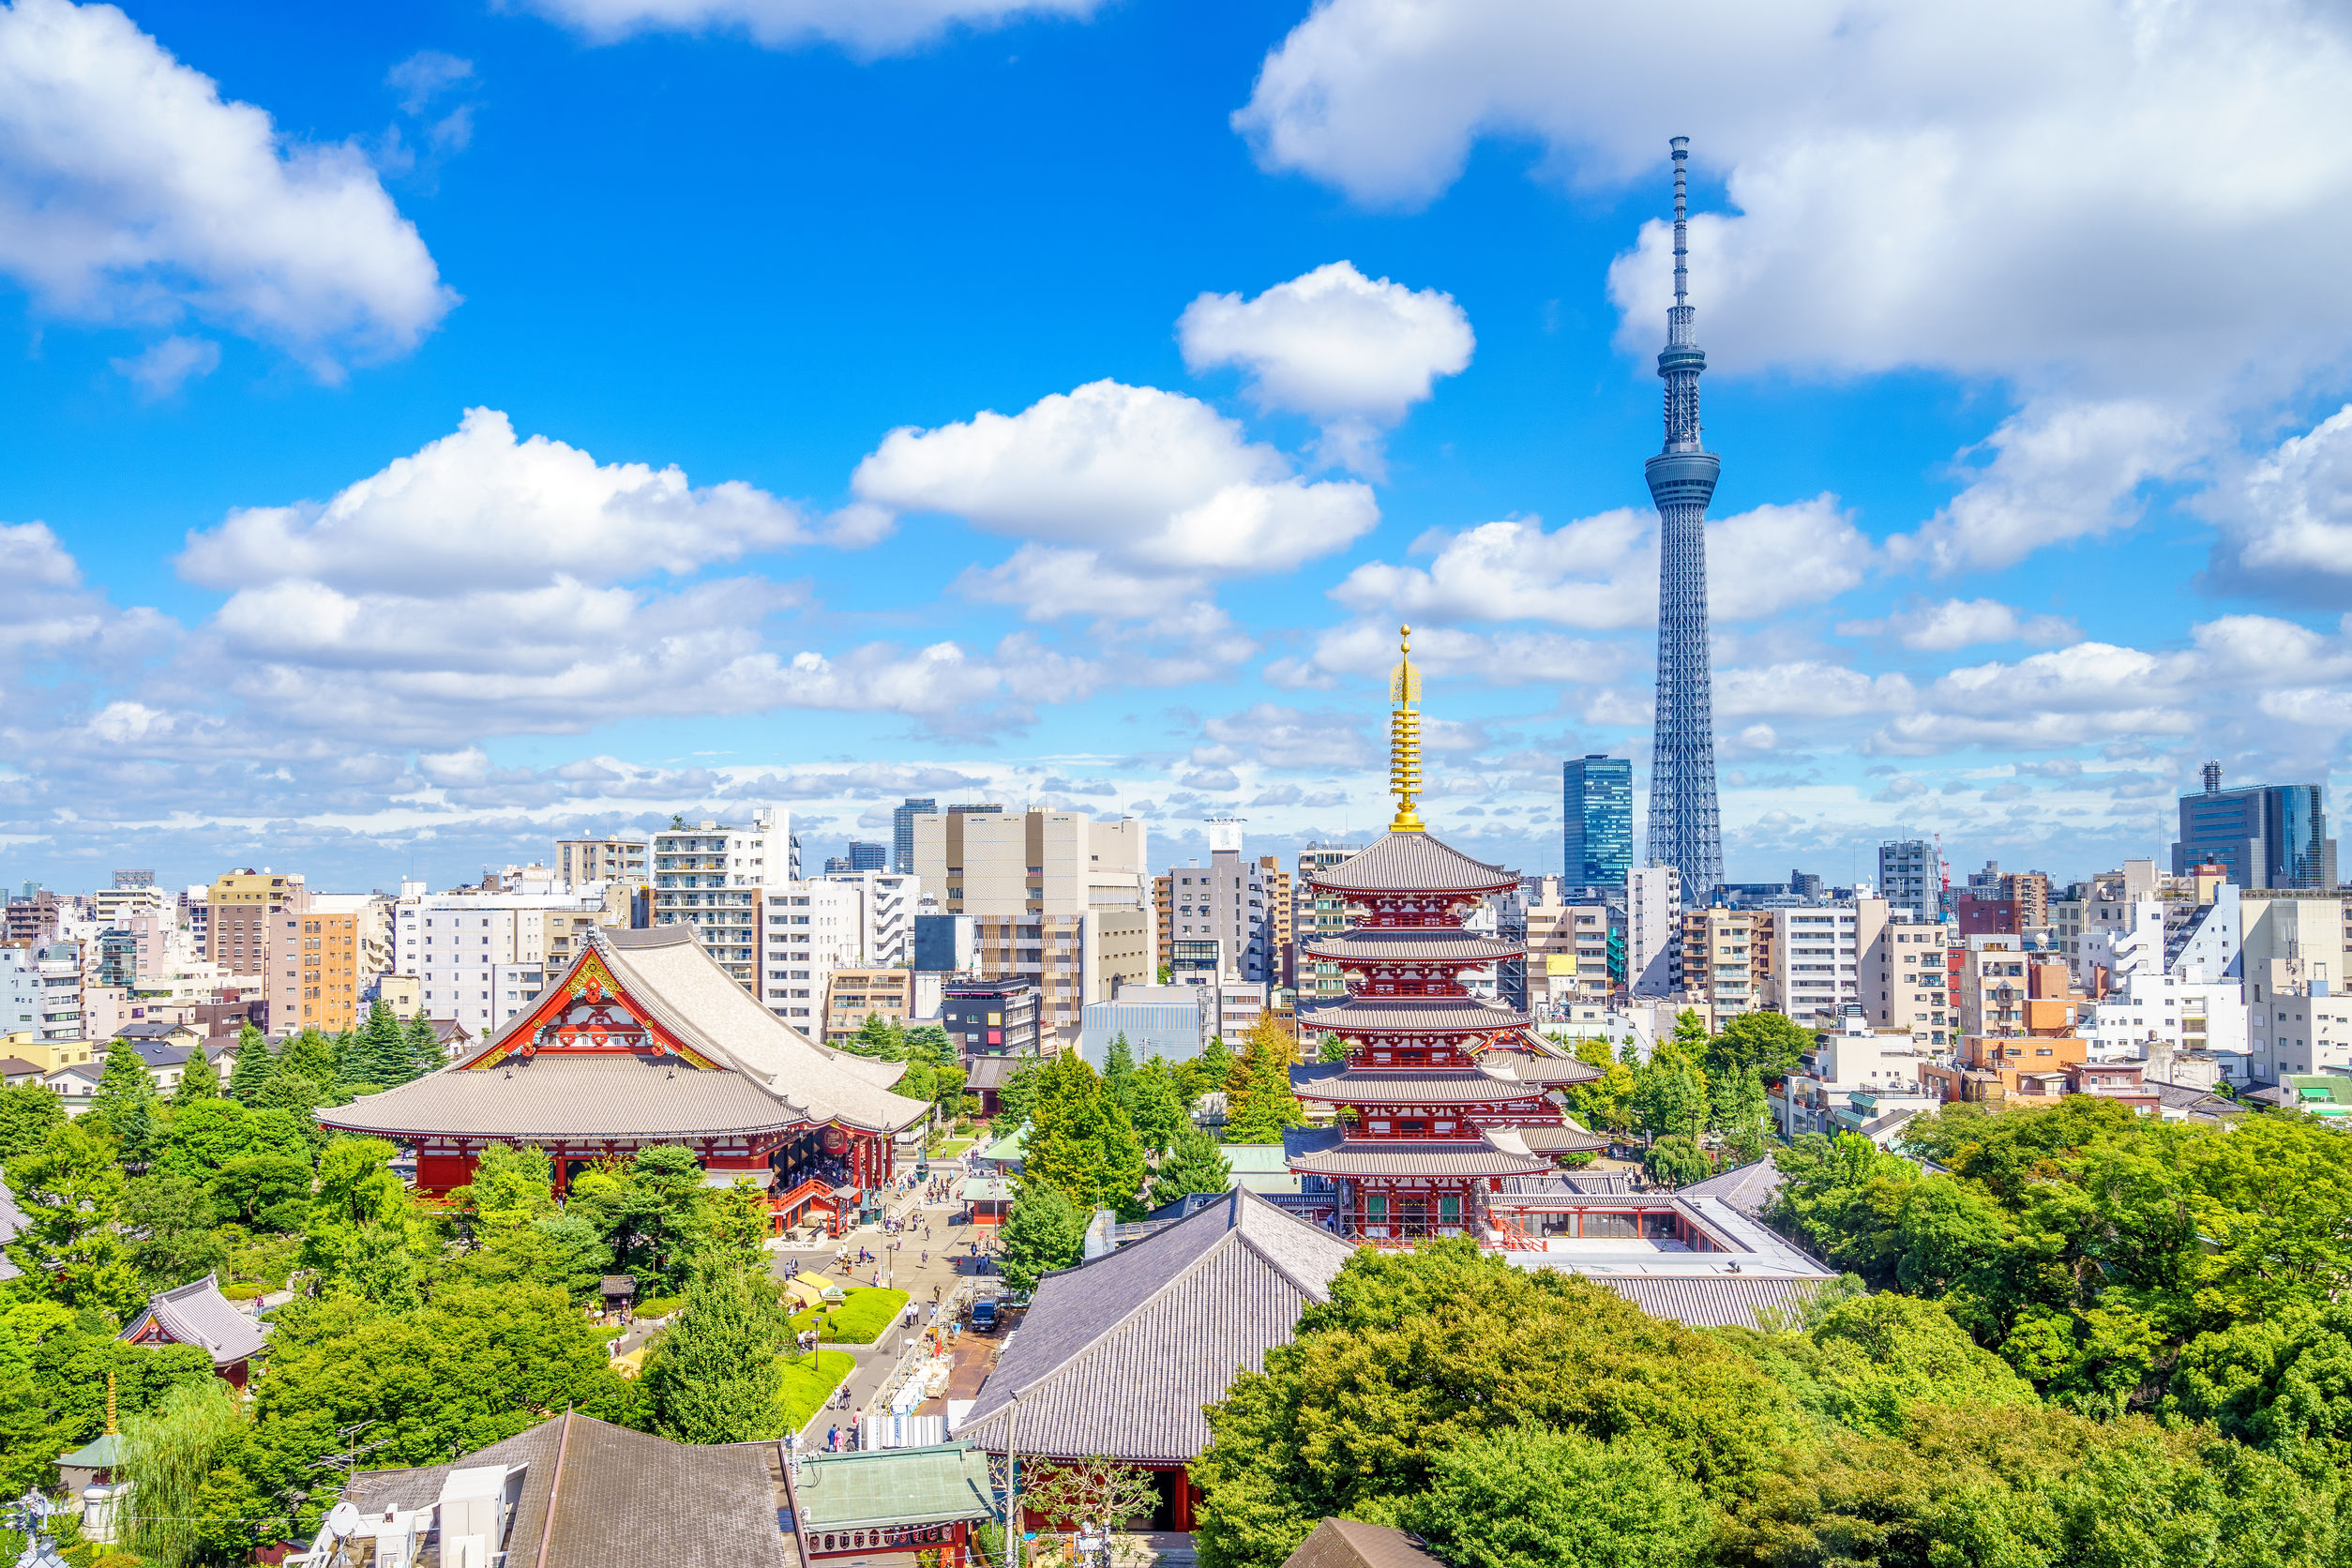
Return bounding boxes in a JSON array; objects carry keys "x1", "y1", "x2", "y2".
[{"x1": 1388, "y1": 626, "x2": 1425, "y2": 832}]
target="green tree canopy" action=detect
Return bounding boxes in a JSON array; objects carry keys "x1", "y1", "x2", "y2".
[
  {"x1": 999, "y1": 1180, "x2": 1088, "y2": 1294},
  {"x1": 1223, "y1": 1021, "x2": 1304, "y2": 1145},
  {"x1": 4, "y1": 1122, "x2": 143, "y2": 1314},
  {"x1": 1149, "y1": 1121, "x2": 1233, "y2": 1211},
  {"x1": 1125, "y1": 1059, "x2": 1189, "y2": 1153},
  {"x1": 227, "y1": 1024, "x2": 274, "y2": 1103},
  {"x1": 0, "y1": 1082, "x2": 65, "y2": 1161},
  {"x1": 173, "y1": 1043, "x2": 222, "y2": 1106},
  {"x1": 1707, "y1": 1010, "x2": 1813, "y2": 1085},
  {"x1": 1402, "y1": 1426, "x2": 1711, "y2": 1568},
  {"x1": 1022, "y1": 1050, "x2": 1147, "y2": 1219},
  {"x1": 648, "y1": 1259, "x2": 787, "y2": 1443}
]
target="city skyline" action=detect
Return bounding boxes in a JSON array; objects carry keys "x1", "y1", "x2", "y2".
[{"x1": 6, "y1": 2, "x2": 2352, "y2": 891}]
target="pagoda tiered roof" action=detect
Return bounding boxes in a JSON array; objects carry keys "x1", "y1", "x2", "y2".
[
  {"x1": 1477, "y1": 1049, "x2": 1606, "y2": 1087},
  {"x1": 1283, "y1": 1125, "x2": 1552, "y2": 1177},
  {"x1": 1298, "y1": 929, "x2": 1522, "y2": 965},
  {"x1": 318, "y1": 926, "x2": 929, "y2": 1143},
  {"x1": 1289, "y1": 1063, "x2": 1549, "y2": 1105},
  {"x1": 1307, "y1": 830, "x2": 1516, "y2": 895},
  {"x1": 1300, "y1": 995, "x2": 1533, "y2": 1034}
]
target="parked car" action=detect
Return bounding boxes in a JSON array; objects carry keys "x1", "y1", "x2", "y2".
[{"x1": 970, "y1": 1299, "x2": 999, "y2": 1333}]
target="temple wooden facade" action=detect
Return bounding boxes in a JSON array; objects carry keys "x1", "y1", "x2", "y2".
[
  {"x1": 1286, "y1": 627, "x2": 1597, "y2": 1244},
  {"x1": 318, "y1": 927, "x2": 928, "y2": 1231}
]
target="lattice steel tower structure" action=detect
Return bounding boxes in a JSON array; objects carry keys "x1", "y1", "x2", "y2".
[{"x1": 1642, "y1": 136, "x2": 1723, "y2": 905}]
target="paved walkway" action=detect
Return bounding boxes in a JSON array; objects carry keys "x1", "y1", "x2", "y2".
[{"x1": 771, "y1": 1160, "x2": 1003, "y2": 1447}]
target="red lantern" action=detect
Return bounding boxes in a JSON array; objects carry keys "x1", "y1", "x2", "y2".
[{"x1": 822, "y1": 1127, "x2": 847, "y2": 1154}]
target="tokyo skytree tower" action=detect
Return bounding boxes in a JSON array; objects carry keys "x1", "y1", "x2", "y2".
[{"x1": 1642, "y1": 136, "x2": 1723, "y2": 903}]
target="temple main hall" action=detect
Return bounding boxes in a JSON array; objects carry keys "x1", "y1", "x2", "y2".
[{"x1": 318, "y1": 926, "x2": 929, "y2": 1230}]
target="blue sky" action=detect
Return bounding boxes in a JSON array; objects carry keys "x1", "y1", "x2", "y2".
[{"x1": 5, "y1": 0, "x2": 2352, "y2": 894}]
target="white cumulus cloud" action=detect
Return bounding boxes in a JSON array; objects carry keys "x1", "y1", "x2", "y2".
[
  {"x1": 854, "y1": 378, "x2": 1378, "y2": 616},
  {"x1": 0, "y1": 0, "x2": 454, "y2": 372},
  {"x1": 1839, "y1": 597, "x2": 2076, "y2": 652},
  {"x1": 1178, "y1": 260, "x2": 1472, "y2": 471}
]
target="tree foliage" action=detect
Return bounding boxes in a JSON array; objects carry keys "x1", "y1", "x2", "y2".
[
  {"x1": 999, "y1": 1182, "x2": 1087, "y2": 1294},
  {"x1": 1149, "y1": 1122, "x2": 1233, "y2": 1210},
  {"x1": 648, "y1": 1259, "x2": 787, "y2": 1443},
  {"x1": 1223, "y1": 1020, "x2": 1303, "y2": 1145}
]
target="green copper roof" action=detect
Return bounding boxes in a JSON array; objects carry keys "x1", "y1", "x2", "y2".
[
  {"x1": 58, "y1": 1432, "x2": 125, "y2": 1469},
  {"x1": 795, "y1": 1441, "x2": 995, "y2": 1530}
]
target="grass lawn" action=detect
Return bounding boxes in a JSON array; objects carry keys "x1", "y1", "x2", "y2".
[
  {"x1": 790, "y1": 1287, "x2": 911, "y2": 1344},
  {"x1": 931, "y1": 1138, "x2": 976, "y2": 1157},
  {"x1": 776, "y1": 1349, "x2": 855, "y2": 1429}
]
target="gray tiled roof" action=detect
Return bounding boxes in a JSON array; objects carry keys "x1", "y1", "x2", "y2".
[
  {"x1": 321, "y1": 927, "x2": 927, "y2": 1141},
  {"x1": 1289, "y1": 1064, "x2": 1548, "y2": 1104},
  {"x1": 958, "y1": 1187, "x2": 1352, "y2": 1464},
  {"x1": 1476, "y1": 1050, "x2": 1605, "y2": 1085},
  {"x1": 1283, "y1": 1520, "x2": 1450, "y2": 1568},
  {"x1": 1281, "y1": 1125, "x2": 1552, "y2": 1177},
  {"x1": 344, "y1": 1413, "x2": 792, "y2": 1568},
  {"x1": 1301, "y1": 996, "x2": 1532, "y2": 1034},
  {"x1": 1515, "y1": 1123, "x2": 1612, "y2": 1153},
  {"x1": 1591, "y1": 1274, "x2": 1833, "y2": 1330},
  {"x1": 1308, "y1": 832, "x2": 1516, "y2": 894},
  {"x1": 119, "y1": 1274, "x2": 268, "y2": 1367},
  {"x1": 318, "y1": 1054, "x2": 815, "y2": 1139},
  {"x1": 1675, "y1": 1158, "x2": 1787, "y2": 1218},
  {"x1": 1299, "y1": 931, "x2": 1521, "y2": 965}
]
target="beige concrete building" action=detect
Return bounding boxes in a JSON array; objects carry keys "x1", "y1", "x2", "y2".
[
  {"x1": 555, "y1": 836, "x2": 648, "y2": 887},
  {"x1": 1518, "y1": 878, "x2": 1612, "y2": 1000},
  {"x1": 822, "y1": 968, "x2": 918, "y2": 1043},
  {"x1": 205, "y1": 869, "x2": 307, "y2": 981},
  {"x1": 1858, "y1": 900, "x2": 1952, "y2": 1047},
  {"x1": 270, "y1": 893, "x2": 381, "y2": 1035},
  {"x1": 1680, "y1": 907, "x2": 1766, "y2": 1012},
  {"x1": 1290, "y1": 843, "x2": 1361, "y2": 999}
]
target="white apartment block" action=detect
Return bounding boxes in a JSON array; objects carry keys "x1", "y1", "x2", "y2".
[
  {"x1": 1855, "y1": 899, "x2": 1952, "y2": 1047},
  {"x1": 760, "y1": 881, "x2": 866, "y2": 1026},
  {"x1": 1773, "y1": 1017, "x2": 1937, "y2": 1138},
  {"x1": 651, "y1": 809, "x2": 799, "y2": 990},
  {"x1": 1165, "y1": 822, "x2": 1275, "y2": 983},
  {"x1": 1766, "y1": 906, "x2": 1862, "y2": 1020},
  {"x1": 1627, "y1": 865, "x2": 1681, "y2": 997},
  {"x1": 1292, "y1": 843, "x2": 1362, "y2": 1001},
  {"x1": 2082, "y1": 970, "x2": 2250, "y2": 1079},
  {"x1": 396, "y1": 889, "x2": 625, "y2": 1036},
  {"x1": 822, "y1": 869, "x2": 920, "y2": 970},
  {"x1": 2250, "y1": 986, "x2": 2352, "y2": 1079}
]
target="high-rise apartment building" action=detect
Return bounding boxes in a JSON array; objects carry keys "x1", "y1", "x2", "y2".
[
  {"x1": 269, "y1": 894, "x2": 382, "y2": 1035},
  {"x1": 651, "y1": 809, "x2": 798, "y2": 991},
  {"x1": 1877, "y1": 839, "x2": 1938, "y2": 921},
  {"x1": 1158, "y1": 822, "x2": 1275, "y2": 984},
  {"x1": 1290, "y1": 843, "x2": 1361, "y2": 998},
  {"x1": 2173, "y1": 768, "x2": 2336, "y2": 890},
  {"x1": 1763, "y1": 906, "x2": 1862, "y2": 1021},
  {"x1": 1627, "y1": 865, "x2": 1682, "y2": 997},
  {"x1": 1561, "y1": 755, "x2": 1635, "y2": 896},
  {"x1": 892, "y1": 798, "x2": 941, "y2": 875},
  {"x1": 554, "y1": 836, "x2": 648, "y2": 887},
  {"x1": 846, "y1": 841, "x2": 888, "y2": 872},
  {"x1": 204, "y1": 869, "x2": 308, "y2": 982},
  {"x1": 1680, "y1": 907, "x2": 1766, "y2": 1012},
  {"x1": 1857, "y1": 899, "x2": 1952, "y2": 1048},
  {"x1": 820, "y1": 869, "x2": 920, "y2": 968},
  {"x1": 758, "y1": 880, "x2": 866, "y2": 1025},
  {"x1": 1510, "y1": 876, "x2": 1614, "y2": 1007},
  {"x1": 394, "y1": 886, "x2": 628, "y2": 1036}
]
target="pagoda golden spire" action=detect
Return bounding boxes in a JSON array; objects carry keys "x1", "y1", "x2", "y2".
[{"x1": 1388, "y1": 625, "x2": 1425, "y2": 832}]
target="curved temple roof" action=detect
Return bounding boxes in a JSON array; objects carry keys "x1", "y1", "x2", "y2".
[
  {"x1": 1300, "y1": 995, "x2": 1533, "y2": 1035},
  {"x1": 1307, "y1": 831, "x2": 1516, "y2": 896},
  {"x1": 1299, "y1": 929, "x2": 1524, "y2": 966},
  {"x1": 321, "y1": 926, "x2": 928, "y2": 1142},
  {"x1": 1289, "y1": 1063, "x2": 1549, "y2": 1104}
]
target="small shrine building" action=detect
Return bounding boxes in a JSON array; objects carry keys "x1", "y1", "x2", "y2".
[{"x1": 317, "y1": 926, "x2": 929, "y2": 1230}]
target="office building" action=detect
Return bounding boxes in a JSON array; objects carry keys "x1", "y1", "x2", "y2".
[
  {"x1": 892, "y1": 797, "x2": 942, "y2": 875},
  {"x1": 1876, "y1": 839, "x2": 1938, "y2": 921},
  {"x1": 1561, "y1": 754, "x2": 1635, "y2": 896},
  {"x1": 942, "y1": 977, "x2": 1040, "y2": 1058},
  {"x1": 846, "y1": 840, "x2": 888, "y2": 872},
  {"x1": 1078, "y1": 984, "x2": 1211, "y2": 1069},
  {"x1": 912, "y1": 912, "x2": 977, "y2": 974},
  {"x1": 2173, "y1": 767, "x2": 2336, "y2": 890},
  {"x1": 1157, "y1": 822, "x2": 1275, "y2": 983},
  {"x1": 268, "y1": 893, "x2": 387, "y2": 1036},
  {"x1": 554, "y1": 836, "x2": 648, "y2": 887}
]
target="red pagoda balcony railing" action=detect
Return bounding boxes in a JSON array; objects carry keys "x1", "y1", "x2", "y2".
[{"x1": 1338, "y1": 1215, "x2": 1475, "y2": 1246}]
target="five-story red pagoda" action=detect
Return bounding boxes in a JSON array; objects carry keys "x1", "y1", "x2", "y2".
[{"x1": 1284, "y1": 627, "x2": 1582, "y2": 1244}]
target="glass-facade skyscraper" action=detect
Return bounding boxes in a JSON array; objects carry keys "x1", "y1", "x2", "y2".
[
  {"x1": 2174, "y1": 773, "x2": 2337, "y2": 890},
  {"x1": 1562, "y1": 754, "x2": 1635, "y2": 897}
]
